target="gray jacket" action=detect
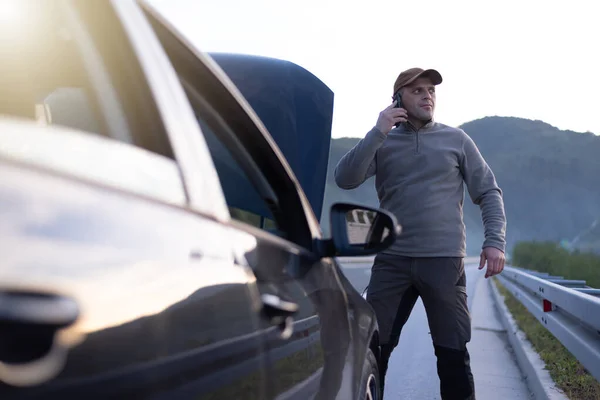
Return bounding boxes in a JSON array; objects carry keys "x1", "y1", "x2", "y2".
[{"x1": 334, "y1": 121, "x2": 507, "y2": 257}]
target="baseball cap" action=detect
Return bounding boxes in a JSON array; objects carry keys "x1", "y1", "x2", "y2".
[{"x1": 393, "y1": 68, "x2": 443, "y2": 96}]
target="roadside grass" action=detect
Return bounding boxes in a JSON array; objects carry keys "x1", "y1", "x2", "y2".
[
  {"x1": 512, "y1": 241, "x2": 600, "y2": 289},
  {"x1": 494, "y1": 278, "x2": 600, "y2": 400}
]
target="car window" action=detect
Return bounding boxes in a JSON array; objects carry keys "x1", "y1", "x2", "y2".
[
  {"x1": 35, "y1": 87, "x2": 103, "y2": 134},
  {"x1": 192, "y1": 103, "x2": 286, "y2": 238},
  {"x1": 0, "y1": 0, "x2": 185, "y2": 205}
]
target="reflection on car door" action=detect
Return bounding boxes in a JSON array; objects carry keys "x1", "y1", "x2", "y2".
[
  {"x1": 243, "y1": 236, "x2": 354, "y2": 400},
  {"x1": 189, "y1": 108, "x2": 330, "y2": 399},
  {"x1": 0, "y1": 124, "x2": 269, "y2": 400}
]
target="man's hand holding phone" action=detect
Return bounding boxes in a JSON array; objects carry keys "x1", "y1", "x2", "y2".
[{"x1": 375, "y1": 100, "x2": 408, "y2": 135}]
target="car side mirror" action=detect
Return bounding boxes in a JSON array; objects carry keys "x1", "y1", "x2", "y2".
[{"x1": 317, "y1": 202, "x2": 401, "y2": 258}]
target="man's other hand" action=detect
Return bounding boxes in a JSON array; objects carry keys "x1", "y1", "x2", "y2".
[
  {"x1": 479, "y1": 247, "x2": 505, "y2": 278},
  {"x1": 375, "y1": 101, "x2": 408, "y2": 135}
]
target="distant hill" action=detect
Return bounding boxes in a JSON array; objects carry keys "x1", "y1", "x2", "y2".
[{"x1": 320, "y1": 117, "x2": 600, "y2": 256}]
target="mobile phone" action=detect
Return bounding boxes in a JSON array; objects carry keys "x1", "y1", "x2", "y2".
[
  {"x1": 394, "y1": 92, "x2": 403, "y2": 108},
  {"x1": 393, "y1": 92, "x2": 403, "y2": 127}
]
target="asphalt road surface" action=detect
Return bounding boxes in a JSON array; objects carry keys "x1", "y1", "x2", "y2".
[{"x1": 339, "y1": 257, "x2": 485, "y2": 400}]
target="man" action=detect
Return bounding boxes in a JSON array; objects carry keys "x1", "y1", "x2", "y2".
[{"x1": 334, "y1": 68, "x2": 507, "y2": 399}]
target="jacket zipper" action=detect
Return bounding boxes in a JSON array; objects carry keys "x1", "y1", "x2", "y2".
[
  {"x1": 407, "y1": 122, "x2": 425, "y2": 154},
  {"x1": 416, "y1": 130, "x2": 420, "y2": 154},
  {"x1": 409, "y1": 125, "x2": 421, "y2": 154}
]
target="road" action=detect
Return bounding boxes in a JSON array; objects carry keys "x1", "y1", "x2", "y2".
[{"x1": 339, "y1": 257, "x2": 532, "y2": 400}]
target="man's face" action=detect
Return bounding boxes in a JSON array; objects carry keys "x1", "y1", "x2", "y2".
[{"x1": 400, "y1": 77, "x2": 436, "y2": 122}]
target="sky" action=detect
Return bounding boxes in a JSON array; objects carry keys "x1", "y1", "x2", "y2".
[{"x1": 147, "y1": 0, "x2": 599, "y2": 139}]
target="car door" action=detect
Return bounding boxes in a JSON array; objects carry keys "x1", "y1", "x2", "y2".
[
  {"x1": 182, "y1": 85, "x2": 355, "y2": 400},
  {"x1": 187, "y1": 88, "x2": 356, "y2": 400},
  {"x1": 141, "y1": 5, "x2": 358, "y2": 399},
  {"x1": 0, "y1": 1, "x2": 268, "y2": 399}
]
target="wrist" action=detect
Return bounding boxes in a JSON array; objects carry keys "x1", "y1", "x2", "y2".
[
  {"x1": 482, "y1": 243, "x2": 505, "y2": 254},
  {"x1": 369, "y1": 126, "x2": 388, "y2": 140},
  {"x1": 373, "y1": 125, "x2": 388, "y2": 135}
]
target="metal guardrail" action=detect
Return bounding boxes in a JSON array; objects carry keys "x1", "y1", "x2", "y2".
[{"x1": 497, "y1": 266, "x2": 600, "y2": 382}]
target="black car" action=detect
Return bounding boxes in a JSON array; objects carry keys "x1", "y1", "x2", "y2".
[{"x1": 0, "y1": 1, "x2": 400, "y2": 399}]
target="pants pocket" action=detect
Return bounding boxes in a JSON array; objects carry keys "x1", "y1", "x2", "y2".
[{"x1": 455, "y1": 285, "x2": 471, "y2": 345}]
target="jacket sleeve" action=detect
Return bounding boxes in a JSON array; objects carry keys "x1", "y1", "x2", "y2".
[
  {"x1": 334, "y1": 127, "x2": 387, "y2": 190},
  {"x1": 459, "y1": 131, "x2": 507, "y2": 253}
]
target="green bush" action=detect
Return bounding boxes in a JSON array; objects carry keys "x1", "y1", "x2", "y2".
[{"x1": 512, "y1": 241, "x2": 600, "y2": 289}]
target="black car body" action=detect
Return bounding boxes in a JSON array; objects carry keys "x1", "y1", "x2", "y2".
[{"x1": 0, "y1": 1, "x2": 399, "y2": 399}]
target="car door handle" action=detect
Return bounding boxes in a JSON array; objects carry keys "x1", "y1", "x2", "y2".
[
  {"x1": 0, "y1": 290, "x2": 80, "y2": 387},
  {"x1": 0, "y1": 290, "x2": 79, "y2": 364},
  {"x1": 261, "y1": 293, "x2": 298, "y2": 318},
  {"x1": 0, "y1": 290, "x2": 79, "y2": 328},
  {"x1": 261, "y1": 294, "x2": 298, "y2": 340}
]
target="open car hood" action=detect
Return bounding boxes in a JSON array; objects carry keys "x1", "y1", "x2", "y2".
[{"x1": 209, "y1": 52, "x2": 334, "y2": 221}]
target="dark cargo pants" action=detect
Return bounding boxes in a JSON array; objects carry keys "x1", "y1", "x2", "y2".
[{"x1": 366, "y1": 253, "x2": 475, "y2": 400}]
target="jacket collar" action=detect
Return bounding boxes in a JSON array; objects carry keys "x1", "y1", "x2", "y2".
[{"x1": 402, "y1": 119, "x2": 435, "y2": 132}]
